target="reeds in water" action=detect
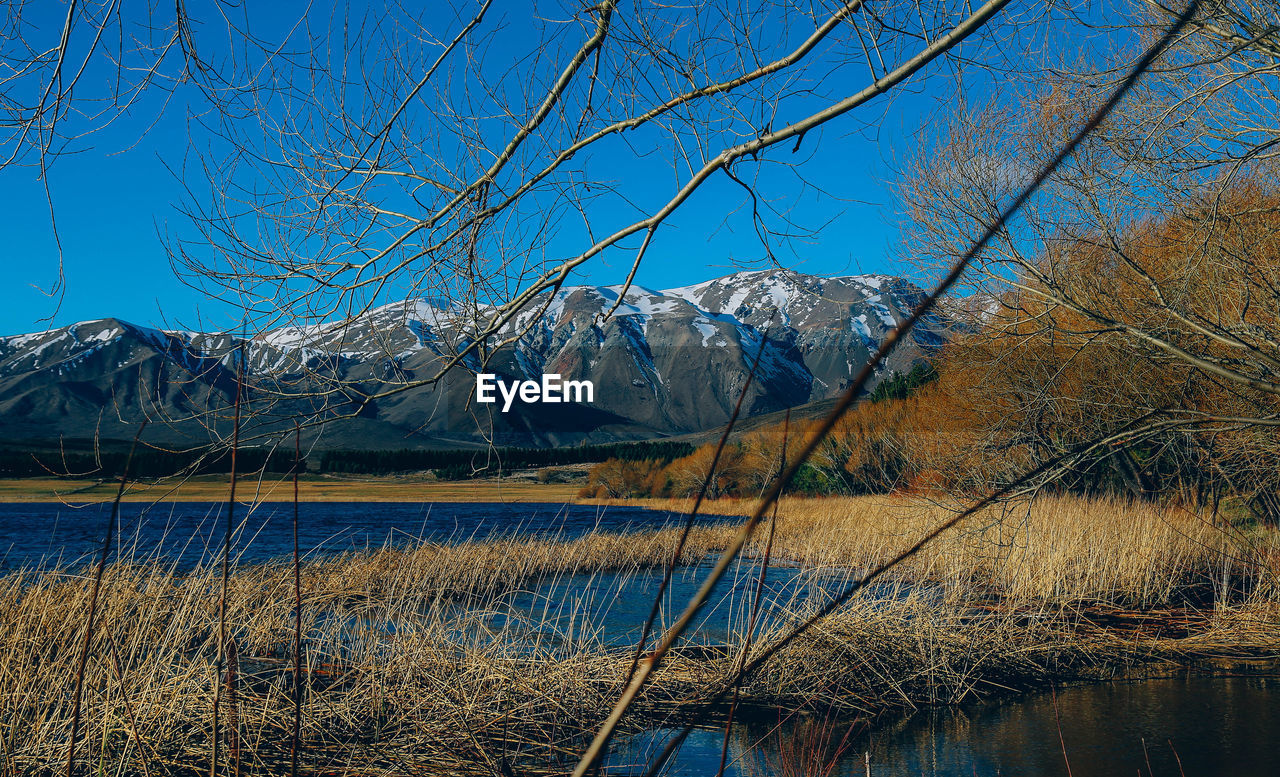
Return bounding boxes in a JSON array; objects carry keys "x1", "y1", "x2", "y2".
[{"x1": 0, "y1": 494, "x2": 1275, "y2": 775}]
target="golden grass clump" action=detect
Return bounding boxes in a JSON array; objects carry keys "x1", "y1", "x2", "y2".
[{"x1": 603, "y1": 494, "x2": 1268, "y2": 606}]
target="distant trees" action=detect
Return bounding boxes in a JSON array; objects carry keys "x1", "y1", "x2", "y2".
[
  {"x1": 0, "y1": 439, "x2": 694, "y2": 480},
  {"x1": 581, "y1": 389, "x2": 927, "y2": 499},
  {"x1": 869, "y1": 363, "x2": 938, "y2": 403},
  {"x1": 579, "y1": 458, "x2": 666, "y2": 499},
  {"x1": 0, "y1": 447, "x2": 299, "y2": 480},
  {"x1": 319, "y1": 440, "x2": 693, "y2": 478}
]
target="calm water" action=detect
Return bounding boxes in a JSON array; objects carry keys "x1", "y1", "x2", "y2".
[
  {"x1": 485, "y1": 558, "x2": 916, "y2": 648},
  {"x1": 0, "y1": 500, "x2": 699, "y2": 571},
  {"x1": 612, "y1": 674, "x2": 1280, "y2": 776}
]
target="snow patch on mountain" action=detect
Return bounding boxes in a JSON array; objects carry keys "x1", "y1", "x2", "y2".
[{"x1": 0, "y1": 269, "x2": 952, "y2": 444}]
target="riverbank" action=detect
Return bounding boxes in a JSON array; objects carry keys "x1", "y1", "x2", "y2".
[
  {"x1": 3, "y1": 494, "x2": 1277, "y2": 775},
  {"x1": 0, "y1": 473, "x2": 581, "y2": 503}
]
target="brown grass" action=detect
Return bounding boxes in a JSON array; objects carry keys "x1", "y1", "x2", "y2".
[
  {"x1": 588, "y1": 494, "x2": 1275, "y2": 606},
  {"x1": 2, "y1": 494, "x2": 1277, "y2": 775},
  {"x1": 0, "y1": 475, "x2": 581, "y2": 503},
  {"x1": 0, "y1": 530, "x2": 735, "y2": 775}
]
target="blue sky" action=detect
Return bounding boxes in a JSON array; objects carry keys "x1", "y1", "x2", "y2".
[{"x1": 0, "y1": 1, "x2": 1088, "y2": 335}]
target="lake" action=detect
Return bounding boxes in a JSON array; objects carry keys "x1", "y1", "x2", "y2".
[
  {"x1": 611, "y1": 673, "x2": 1280, "y2": 776},
  {"x1": 0, "y1": 500, "x2": 698, "y2": 571}
]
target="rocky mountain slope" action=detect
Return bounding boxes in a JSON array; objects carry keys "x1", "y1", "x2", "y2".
[{"x1": 0, "y1": 270, "x2": 952, "y2": 448}]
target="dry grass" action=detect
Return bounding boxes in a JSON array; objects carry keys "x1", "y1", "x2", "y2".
[
  {"x1": 0, "y1": 475, "x2": 581, "y2": 503},
  {"x1": 592, "y1": 494, "x2": 1275, "y2": 606},
  {"x1": 0, "y1": 523, "x2": 741, "y2": 775},
  {"x1": 2, "y1": 494, "x2": 1277, "y2": 775}
]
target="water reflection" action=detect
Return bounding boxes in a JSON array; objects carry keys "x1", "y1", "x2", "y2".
[
  {"x1": 611, "y1": 674, "x2": 1280, "y2": 776},
  {"x1": 869, "y1": 674, "x2": 1279, "y2": 776}
]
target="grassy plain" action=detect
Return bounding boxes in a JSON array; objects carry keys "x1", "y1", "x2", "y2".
[{"x1": 0, "y1": 474, "x2": 580, "y2": 503}]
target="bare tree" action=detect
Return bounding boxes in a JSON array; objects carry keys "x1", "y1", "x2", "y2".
[
  {"x1": 902, "y1": 0, "x2": 1280, "y2": 513},
  {"x1": 151, "y1": 0, "x2": 1045, "y2": 441}
]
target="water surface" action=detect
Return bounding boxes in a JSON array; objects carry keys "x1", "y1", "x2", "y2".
[
  {"x1": 611, "y1": 674, "x2": 1280, "y2": 776},
  {"x1": 487, "y1": 557, "x2": 903, "y2": 648},
  {"x1": 0, "y1": 500, "x2": 698, "y2": 571}
]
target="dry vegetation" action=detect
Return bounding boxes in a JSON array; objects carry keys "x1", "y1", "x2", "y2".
[
  {"x1": 586, "y1": 495, "x2": 1280, "y2": 606},
  {"x1": 577, "y1": 184, "x2": 1280, "y2": 518},
  {"x1": 0, "y1": 475, "x2": 581, "y2": 504},
  {"x1": 4, "y1": 495, "x2": 1277, "y2": 775},
  {"x1": 4, "y1": 0, "x2": 1279, "y2": 774}
]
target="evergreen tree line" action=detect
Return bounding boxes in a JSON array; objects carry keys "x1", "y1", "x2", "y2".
[
  {"x1": 318, "y1": 440, "x2": 696, "y2": 478},
  {"x1": 0, "y1": 448, "x2": 300, "y2": 479},
  {"x1": 868, "y1": 362, "x2": 938, "y2": 403},
  {"x1": 0, "y1": 439, "x2": 696, "y2": 480}
]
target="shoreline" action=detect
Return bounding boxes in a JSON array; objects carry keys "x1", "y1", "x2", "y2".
[{"x1": 0, "y1": 475, "x2": 582, "y2": 503}]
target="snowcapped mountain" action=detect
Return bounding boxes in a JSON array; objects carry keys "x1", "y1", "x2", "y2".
[{"x1": 0, "y1": 270, "x2": 952, "y2": 447}]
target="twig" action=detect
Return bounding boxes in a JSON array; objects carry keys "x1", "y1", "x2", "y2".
[{"x1": 212, "y1": 339, "x2": 245, "y2": 777}]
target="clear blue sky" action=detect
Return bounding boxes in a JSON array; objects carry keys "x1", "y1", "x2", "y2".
[{"x1": 0, "y1": 1, "x2": 1098, "y2": 335}]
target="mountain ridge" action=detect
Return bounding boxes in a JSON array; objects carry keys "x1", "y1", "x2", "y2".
[{"x1": 0, "y1": 269, "x2": 952, "y2": 449}]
